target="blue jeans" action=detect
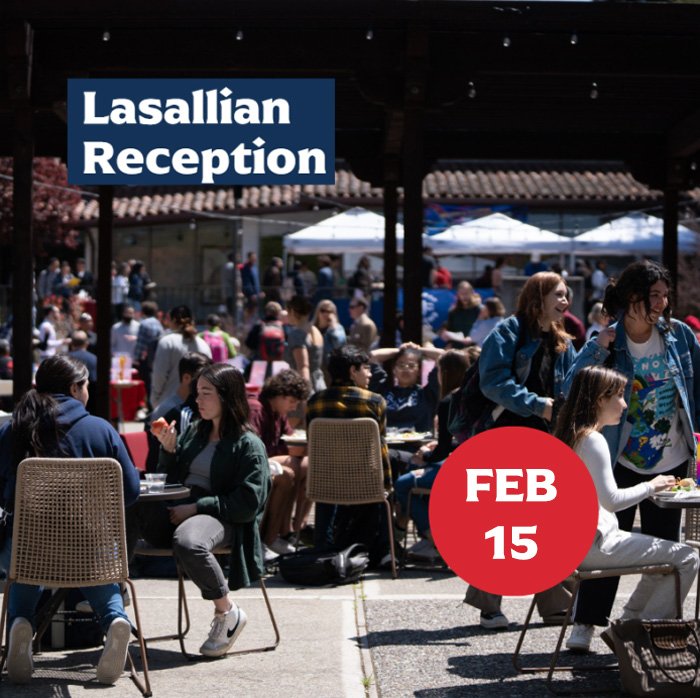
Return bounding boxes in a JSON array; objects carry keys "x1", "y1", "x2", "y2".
[
  {"x1": 394, "y1": 465, "x2": 440, "y2": 536},
  {"x1": 1, "y1": 536, "x2": 128, "y2": 633}
]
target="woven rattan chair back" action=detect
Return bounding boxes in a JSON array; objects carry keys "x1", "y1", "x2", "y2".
[
  {"x1": 10, "y1": 457, "x2": 128, "y2": 588},
  {"x1": 0, "y1": 457, "x2": 151, "y2": 695},
  {"x1": 307, "y1": 418, "x2": 385, "y2": 506}
]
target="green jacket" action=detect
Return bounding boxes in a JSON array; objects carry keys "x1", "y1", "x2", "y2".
[{"x1": 158, "y1": 425, "x2": 270, "y2": 590}]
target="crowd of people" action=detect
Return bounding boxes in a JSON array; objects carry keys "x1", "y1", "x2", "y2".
[{"x1": 0, "y1": 253, "x2": 699, "y2": 684}]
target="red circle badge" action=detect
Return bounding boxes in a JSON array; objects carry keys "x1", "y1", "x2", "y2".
[{"x1": 430, "y1": 427, "x2": 598, "y2": 596}]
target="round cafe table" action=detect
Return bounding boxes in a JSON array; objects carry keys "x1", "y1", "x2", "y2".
[{"x1": 138, "y1": 484, "x2": 190, "y2": 502}]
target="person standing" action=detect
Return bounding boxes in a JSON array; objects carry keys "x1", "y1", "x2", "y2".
[
  {"x1": 110, "y1": 304, "x2": 140, "y2": 359},
  {"x1": 75, "y1": 257, "x2": 94, "y2": 296},
  {"x1": 314, "y1": 255, "x2": 335, "y2": 303},
  {"x1": 591, "y1": 260, "x2": 609, "y2": 302},
  {"x1": 241, "y1": 251, "x2": 263, "y2": 321},
  {"x1": 133, "y1": 301, "x2": 164, "y2": 406},
  {"x1": 78, "y1": 312, "x2": 98, "y2": 355},
  {"x1": 347, "y1": 296, "x2": 377, "y2": 353},
  {"x1": 463, "y1": 272, "x2": 577, "y2": 628},
  {"x1": 150, "y1": 305, "x2": 212, "y2": 409},
  {"x1": 111, "y1": 262, "x2": 130, "y2": 322},
  {"x1": 36, "y1": 258, "x2": 61, "y2": 303},
  {"x1": 563, "y1": 260, "x2": 700, "y2": 651},
  {"x1": 37, "y1": 305, "x2": 70, "y2": 360},
  {"x1": 262, "y1": 256, "x2": 284, "y2": 303}
]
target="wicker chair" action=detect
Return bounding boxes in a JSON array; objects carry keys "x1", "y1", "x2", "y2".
[
  {"x1": 512, "y1": 564, "x2": 681, "y2": 695},
  {"x1": 683, "y1": 509, "x2": 700, "y2": 619},
  {"x1": 134, "y1": 543, "x2": 280, "y2": 660},
  {"x1": 0, "y1": 458, "x2": 151, "y2": 696},
  {"x1": 306, "y1": 417, "x2": 397, "y2": 579}
]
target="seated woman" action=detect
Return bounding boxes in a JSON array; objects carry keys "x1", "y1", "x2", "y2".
[
  {"x1": 554, "y1": 366, "x2": 699, "y2": 652},
  {"x1": 371, "y1": 342, "x2": 441, "y2": 433},
  {"x1": 371, "y1": 343, "x2": 441, "y2": 480},
  {"x1": 248, "y1": 369, "x2": 311, "y2": 559},
  {"x1": 0, "y1": 355, "x2": 141, "y2": 685},
  {"x1": 393, "y1": 350, "x2": 469, "y2": 560},
  {"x1": 149, "y1": 363, "x2": 270, "y2": 657}
]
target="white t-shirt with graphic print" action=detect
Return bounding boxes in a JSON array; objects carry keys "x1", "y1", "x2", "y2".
[{"x1": 618, "y1": 327, "x2": 688, "y2": 475}]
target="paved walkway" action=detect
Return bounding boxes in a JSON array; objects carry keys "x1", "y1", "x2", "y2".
[{"x1": 2, "y1": 565, "x2": 695, "y2": 697}]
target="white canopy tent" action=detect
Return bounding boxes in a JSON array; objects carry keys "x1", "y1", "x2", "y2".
[
  {"x1": 571, "y1": 212, "x2": 700, "y2": 256},
  {"x1": 283, "y1": 207, "x2": 407, "y2": 255},
  {"x1": 428, "y1": 213, "x2": 569, "y2": 255}
]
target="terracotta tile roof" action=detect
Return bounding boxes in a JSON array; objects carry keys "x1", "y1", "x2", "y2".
[{"x1": 71, "y1": 165, "x2": 691, "y2": 224}]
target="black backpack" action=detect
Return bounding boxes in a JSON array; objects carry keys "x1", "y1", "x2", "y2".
[
  {"x1": 278, "y1": 544, "x2": 370, "y2": 586},
  {"x1": 448, "y1": 315, "x2": 526, "y2": 444}
]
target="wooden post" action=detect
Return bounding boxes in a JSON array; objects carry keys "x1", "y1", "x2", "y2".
[
  {"x1": 9, "y1": 21, "x2": 35, "y2": 401},
  {"x1": 381, "y1": 162, "x2": 399, "y2": 347},
  {"x1": 94, "y1": 185, "x2": 114, "y2": 421}
]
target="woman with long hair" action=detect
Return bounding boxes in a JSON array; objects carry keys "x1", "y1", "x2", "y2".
[
  {"x1": 149, "y1": 363, "x2": 270, "y2": 657},
  {"x1": 311, "y1": 299, "x2": 347, "y2": 377},
  {"x1": 284, "y1": 295, "x2": 326, "y2": 396},
  {"x1": 150, "y1": 304, "x2": 213, "y2": 408},
  {"x1": 562, "y1": 260, "x2": 700, "y2": 651},
  {"x1": 555, "y1": 366, "x2": 698, "y2": 651},
  {"x1": 392, "y1": 349, "x2": 470, "y2": 561},
  {"x1": 440, "y1": 281, "x2": 482, "y2": 346},
  {"x1": 0, "y1": 355, "x2": 141, "y2": 685},
  {"x1": 464, "y1": 271, "x2": 577, "y2": 629}
]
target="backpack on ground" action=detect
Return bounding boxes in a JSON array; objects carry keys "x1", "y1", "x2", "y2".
[
  {"x1": 259, "y1": 321, "x2": 285, "y2": 361},
  {"x1": 278, "y1": 543, "x2": 370, "y2": 586},
  {"x1": 447, "y1": 315, "x2": 525, "y2": 444},
  {"x1": 202, "y1": 330, "x2": 229, "y2": 363}
]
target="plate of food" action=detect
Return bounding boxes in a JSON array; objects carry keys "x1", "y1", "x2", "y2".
[
  {"x1": 385, "y1": 430, "x2": 433, "y2": 444},
  {"x1": 282, "y1": 429, "x2": 307, "y2": 444}
]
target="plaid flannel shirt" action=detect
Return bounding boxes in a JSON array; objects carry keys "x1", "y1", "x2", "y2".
[{"x1": 306, "y1": 384, "x2": 392, "y2": 492}]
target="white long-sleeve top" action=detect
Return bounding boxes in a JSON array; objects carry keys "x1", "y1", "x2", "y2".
[{"x1": 576, "y1": 431, "x2": 654, "y2": 538}]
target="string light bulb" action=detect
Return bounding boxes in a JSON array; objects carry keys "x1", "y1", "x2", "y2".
[
  {"x1": 502, "y1": 36, "x2": 511, "y2": 48},
  {"x1": 102, "y1": 30, "x2": 111, "y2": 42},
  {"x1": 590, "y1": 82, "x2": 599, "y2": 100},
  {"x1": 235, "y1": 29, "x2": 244, "y2": 41},
  {"x1": 467, "y1": 81, "x2": 477, "y2": 99},
  {"x1": 570, "y1": 32, "x2": 578, "y2": 46},
  {"x1": 365, "y1": 28, "x2": 374, "y2": 41}
]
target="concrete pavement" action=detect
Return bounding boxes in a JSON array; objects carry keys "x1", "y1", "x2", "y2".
[{"x1": 2, "y1": 565, "x2": 694, "y2": 697}]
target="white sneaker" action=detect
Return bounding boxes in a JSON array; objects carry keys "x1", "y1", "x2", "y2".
[
  {"x1": 479, "y1": 612, "x2": 510, "y2": 629},
  {"x1": 7, "y1": 617, "x2": 33, "y2": 683},
  {"x1": 96, "y1": 618, "x2": 131, "y2": 684},
  {"x1": 566, "y1": 623, "x2": 595, "y2": 653},
  {"x1": 407, "y1": 538, "x2": 440, "y2": 559},
  {"x1": 200, "y1": 606, "x2": 247, "y2": 657},
  {"x1": 269, "y1": 537, "x2": 296, "y2": 555},
  {"x1": 263, "y1": 544, "x2": 280, "y2": 563}
]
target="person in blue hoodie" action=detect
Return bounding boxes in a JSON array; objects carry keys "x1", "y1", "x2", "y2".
[{"x1": 0, "y1": 355, "x2": 140, "y2": 685}]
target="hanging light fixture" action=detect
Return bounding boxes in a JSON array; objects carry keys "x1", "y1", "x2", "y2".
[
  {"x1": 589, "y1": 82, "x2": 599, "y2": 100},
  {"x1": 467, "y1": 81, "x2": 477, "y2": 99},
  {"x1": 102, "y1": 30, "x2": 111, "y2": 42},
  {"x1": 502, "y1": 36, "x2": 511, "y2": 48},
  {"x1": 235, "y1": 29, "x2": 244, "y2": 41},
  {"x1": 570, "y1": 32, "x2": 578, "y2": 46},
  {"x1": 365, "y1": 28, "x2": 374, "y2": 41}
]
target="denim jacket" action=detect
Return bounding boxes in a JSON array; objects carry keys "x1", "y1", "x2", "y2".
[
  {"x1": 564, "y1": 318, "x2": 700, "y2": 466},
  {"x1": 479, "y1": 315, "x2": 576, "y2": 420}
]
